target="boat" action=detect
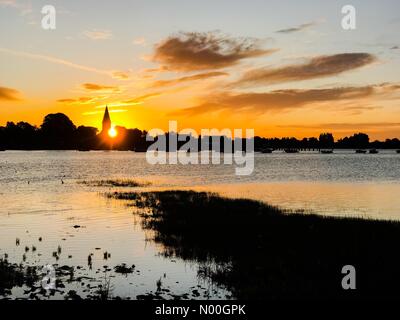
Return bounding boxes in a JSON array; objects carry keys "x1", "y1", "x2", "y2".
[
  {"x1": 355, "y1": 149, "x2": 367, "y2": 154},
  {"x1": 78, "y1": 148, "x2": 91, "y2": 152},
  {"x1": 369, "y1": 149, "x2": 379, "y2": 154},
  {"x1": 261, "y1": 148, "x2": 273, "y2": 153},
  {"x1": 397, "y1": 150, "x2": 400, "y2": 154},
  {"x1": 284, "y1": 148, "x2": 299, "y2": 153},
  {"x1": 320, "y1": 150, "x2": 333, "y2": 154}
]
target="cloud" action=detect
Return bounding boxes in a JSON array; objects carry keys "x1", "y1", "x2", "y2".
[
  {"x1": 277, "y1": 122, "x2": 400, "y2": 130},
  {"x1": 234, "y1": 53, "x2": 376, "y2": 87},
  {"x1": 121, "y1": 92, "x2": 161, "y2": 105},
  {"x1": 83, "y1": 29, "x2": 113, "y2": 40},
  {"x1": 276, "y1": 22, "x2": 317, "y2": 34},
  {"x1": 0, "y1": 47, "x2": 113, "y2": 77},
  {"x1": 82, "y1": 83, "x2": 120, "y2": 92},
  {"x1": 173, "y1": 86, "x2": 378, "y2": 116},
  {"x1": 133, "y1": 37, "x2": 146, "y2": 46},
  {"x1": 57, "y1": 97, "x2": 99, "y2": 104},
  {"x1": 82, "y1": 109, "x2": 127, "y2": 116},
  {"x1": 112, "y1": 71, "x2": 130, "y2": 80},
  {"x1": 152, "y1": 31, "x2": 276, "y2": 71},
  {"x1": 0, "y1": 0, "x2": 17, "y2": 7},
  {"x1": 0, "y1": 0, "x2": 32, "y2": 16},
  {"x1": 150, "y1": 71, "x2": 228, "y2": 88},
  {"x1": 56, "y1": 98, "x2": 76, "y2": 103},
  {"x1": 0, "y1": 48, "x2": 132, "y2": 82},
  {"x1": 0, "y1": 86, "x2": 21, "y2": 101}
]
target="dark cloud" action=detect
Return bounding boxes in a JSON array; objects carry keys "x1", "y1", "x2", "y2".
[
  {"x1": 152, "y1": 32, "x2": 276, "y2": 71},
  {"x1": 173, "y1": 86, "x2": 377, "y2": 116},
  {"x1": 150, "y1": 71, "x2": 228, "y2": 88},
  {"x1": 82, "y1": 83, "x2": 120, "y2": 92},
  {"x1": 276, "y1": 22, "x2": 316, "y2": 34},
  {"x1": 0, "y1": 86, "x2": 21, "y2": 101},
  {"x1": 234, "y1": 53, "x2": 377, "y2": 87}
]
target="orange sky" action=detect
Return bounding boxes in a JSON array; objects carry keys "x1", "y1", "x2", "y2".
[{"x1": 1, "y1": 1, "x2": 400, "y2": 140}]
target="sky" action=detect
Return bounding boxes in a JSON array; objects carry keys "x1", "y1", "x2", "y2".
[{"x1": 1, "y1": 0, "x2": 400, "y2": 140}]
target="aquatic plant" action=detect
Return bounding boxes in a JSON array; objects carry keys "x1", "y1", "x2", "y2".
[
  {"x1": 79, "y1": 179, "x2": 151, "y2": 188},
  {"x1": 94, "y1": 273, "x2": 113, "y2": 300},
  {"x1": 156, "y1": 278, "x2": 162, "y2": 292},
  {"x1": 0, "y1": 258, "x2": 39, "y2": 296},
  {"x1": 109, "y1": 190, "x2": 400, "y2": 299},
  {"x1": 114, "y1": 263, "x2": 135, "y2": 275}
]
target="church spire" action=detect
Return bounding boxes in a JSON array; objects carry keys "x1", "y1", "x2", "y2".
[{"x1": 102, "y1": 105, "x2": 111, "y2": 134}]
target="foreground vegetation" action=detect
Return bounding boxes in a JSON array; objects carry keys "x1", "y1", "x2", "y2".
[{"x1": 110, "y1": 190, "x2": 400, "y2": 299}]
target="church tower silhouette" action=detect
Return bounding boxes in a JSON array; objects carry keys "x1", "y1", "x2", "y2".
[{"x1": 101, "y1": 106, "x2": 111, "y2": 135}]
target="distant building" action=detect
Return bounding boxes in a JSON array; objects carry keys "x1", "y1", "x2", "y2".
[{"x1": 101, "y1": 106, "x2": 111, "y2": 136}]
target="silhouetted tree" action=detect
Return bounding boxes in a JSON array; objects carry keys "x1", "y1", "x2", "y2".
[
  {"x1": 40, "y1": 113, "x2": 76, "y2": 149},
  {"x1": 1, "y1": 114, "x2": 399, "y2": 151},
  {"x1": 308, "y1": 137, "x2": 319, "y2": 150},
  {"x1": 75, "y1": 125, "x2": 98, "y2": 149},
  {"x1": 353, "y1": 133, "x2": 369, "y2": 149},
  {"x1": 337, "y1": 132, "x2": 369, "y2": 149},
  {"x1": 1, "y1": 122, "x2": 38, "y2": 149},
  {"x1": 319, "y1": 133, "x2": 334, "y2": 149}
]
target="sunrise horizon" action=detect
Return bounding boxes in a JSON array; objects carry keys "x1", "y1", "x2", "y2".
[
  {"x1": 1, "y1": 1, "x2": 400, "y2": 141},
  {"x1": 2, "y1": 106, "x2": 400, "y2": 141}
]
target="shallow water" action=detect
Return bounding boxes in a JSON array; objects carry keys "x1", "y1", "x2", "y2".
[{"x1": 0, "y1": 150, "x2": 399, "y2": 299}]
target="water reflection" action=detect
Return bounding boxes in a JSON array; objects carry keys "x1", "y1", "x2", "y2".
[
  {"x1": 1, "y1": 151, "x2": 400, "y2": 299},
  {"x1": 185, "y1": 181, "x2": 400, "y2": 220}
]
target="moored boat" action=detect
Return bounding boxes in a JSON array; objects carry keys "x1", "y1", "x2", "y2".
[
  {"x1": 355, "y1": 149, "x2": 367, "y2": 154},
  {"x1": 261, "y1": 148, "x2": 273, "y2": 153}
]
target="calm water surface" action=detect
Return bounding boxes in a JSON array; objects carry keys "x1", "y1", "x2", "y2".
[{"x1": 0, "y1": 150, "x2": 399, "y2": 299}]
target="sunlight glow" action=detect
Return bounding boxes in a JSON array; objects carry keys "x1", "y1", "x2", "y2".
[{"x1": 108, "y1": 126, "x2": 118, "y2": 138}]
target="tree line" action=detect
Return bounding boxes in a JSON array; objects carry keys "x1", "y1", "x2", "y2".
[{"x1": 0, "y1": 113, "x2": 399, "y2": 151}]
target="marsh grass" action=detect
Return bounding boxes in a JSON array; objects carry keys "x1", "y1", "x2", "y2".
[
  {"x1": 79, "y1": 179, "x2": 150, "y2": 188},
  {"x1": 94, "y1": 273, "x2": 113, "y2": 300},
  {"x1": 0, "y1": 258, "x2": 39, "y2": 296},
  {"x1": 114, "y1": 263, "x2": 135, "y2": 275},
  {"x1": 109, "y1": 190, "x2": 400, "y2": 300}
]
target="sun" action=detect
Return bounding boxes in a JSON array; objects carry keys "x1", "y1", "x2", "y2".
[{"x1": 108, "y1": 126, "x2": 118, "y2": 138}]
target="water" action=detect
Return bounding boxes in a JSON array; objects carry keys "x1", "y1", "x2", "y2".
[{"x1": 0, "y1": 150, "x2": 399, "y2": 299}]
